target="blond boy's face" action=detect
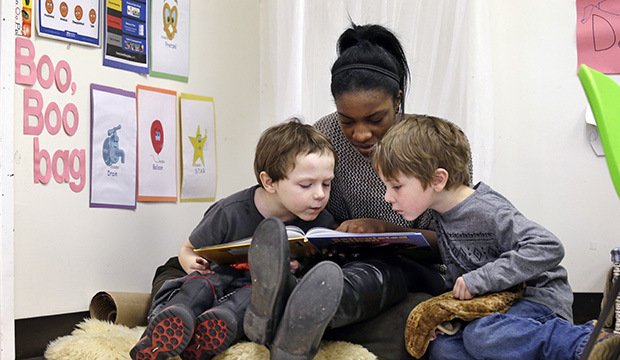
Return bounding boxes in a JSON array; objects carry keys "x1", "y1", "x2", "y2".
[
  {"x1": 380, "y1": 172, "x2": 435, "y2": 222},
  {"x1": 273, "y1": 152, "x2": 335, "y2": 222}
]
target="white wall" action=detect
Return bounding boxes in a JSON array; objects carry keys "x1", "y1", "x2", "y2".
[
  {"x1": 12, "y1": 1, "x2": 261, "y2": 318},
  {"x1": 489, "y1": 1, "x2": 620, "y2": 292}
]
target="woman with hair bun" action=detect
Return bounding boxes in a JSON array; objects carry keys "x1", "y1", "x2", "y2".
[{"x1": 314, "y1": 22, "x2": 466, "y2": 359}]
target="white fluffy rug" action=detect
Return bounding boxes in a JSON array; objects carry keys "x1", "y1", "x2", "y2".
[{"x1": 45, "y1": 318, "x2": 377, "y2": 360}]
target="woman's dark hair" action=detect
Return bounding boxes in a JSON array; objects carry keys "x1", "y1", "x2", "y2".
[{"x1": 330, "y1": 23, "x2": 410, "y2": 114}]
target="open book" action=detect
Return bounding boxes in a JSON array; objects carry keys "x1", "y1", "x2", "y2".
[{"x1": 194, "y1": 226, "x2": 430, "y2": 265}]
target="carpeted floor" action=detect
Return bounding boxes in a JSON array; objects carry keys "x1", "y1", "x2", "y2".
[{"x1": 44, "y1": 318, "x2": 377, "y2": 360}]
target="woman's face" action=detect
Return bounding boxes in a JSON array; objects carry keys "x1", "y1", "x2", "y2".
[{"x1": 335, "y1": 90, "x2": 400, "y2": 157}]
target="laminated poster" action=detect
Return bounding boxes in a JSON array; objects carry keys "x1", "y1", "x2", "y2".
[
  {"x1": 179, "y1": 94, "x2": 216, "y2": 202},
  {"x1": 137, "y1": 85, "x2": 177, "y2": 202},
  {"x1": 16, "y1": 0, "x2": 33, "y2": 37},
  {"x1": 577, "y1": 0, "x2": 620, "y2": 73},
  {"x1": 103, "y1": 0, "x2": 149, "y2": 73},
  {"x1": 90, "y1": 84, "x2": 137, "y2": 209},
  {"x1": 37, "y1": 0, "x2": 101, "y2": 46},
  {"x1": 150, "y1": 0, "x2": 190, "y2": 82}
]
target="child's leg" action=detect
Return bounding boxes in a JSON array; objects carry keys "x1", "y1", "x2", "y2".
[
  {"x1": 182, "y1": 285, "x2": 252, "y2": 360},
  {"x1": 244, "y1": 217, "x2": 298, "y2": 345},
  {"x1": 430, "y1": 300, "x2": 594, "y2": 360},
  {"x1": 269, "y1": 261, "x2": 344, "y2": 359},
  {"x1": 427, "y1": 328, "x2": 474, "y2": 360},
  {"x1": 131, "y1": 273, "x2": 217, "y2": 360}
]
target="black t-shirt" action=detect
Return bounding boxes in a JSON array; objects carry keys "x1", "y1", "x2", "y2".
[{"x1": 189, "y1": 185, "x2": 334, "y2": 249}]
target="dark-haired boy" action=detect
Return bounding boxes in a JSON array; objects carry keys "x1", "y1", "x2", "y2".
[{"x1": 131, "y1": 119, "x2": 342, "y2": 360}]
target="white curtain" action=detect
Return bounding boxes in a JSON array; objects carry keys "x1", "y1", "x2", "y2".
[{"x1": 259, "y1": 0, "x2": 494, "y2": 184}]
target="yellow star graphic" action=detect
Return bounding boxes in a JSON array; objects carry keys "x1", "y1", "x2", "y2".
[{"x1": 188, "y1": 126, "x2": 207, "y2": 166}]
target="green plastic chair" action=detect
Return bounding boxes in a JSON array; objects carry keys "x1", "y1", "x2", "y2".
[
  {"x1": 578, "y1": 64, "x2": 620, "y2": 360},
  {"x1": 578, "y1": 64, "x2": 620, "y2": 199}
]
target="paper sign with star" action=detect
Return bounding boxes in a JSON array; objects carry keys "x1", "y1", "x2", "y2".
[{"x1": 179, "y1": 93, "x2": 216, "y2": 202}]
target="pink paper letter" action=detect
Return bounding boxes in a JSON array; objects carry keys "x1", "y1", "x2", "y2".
[
  {"x1": 62, "y1": 103, "x2": 79, "y2": 136},
  {"x1": 33, "y1": 138, "x2": 51, "y2": 184},
  {"x1": 15, "y1": 37, "x2": 36, "y2": 85},
  {"x1": 54, "y1": 60, "x2": 72, "y2": 93},
  {"x1": 69, "y1": 149, "x2": 85, "y2": 192},
  {"x1": 52, "y1": 149, "x2": 69, "y2": 183},
  {"x1": 23, "y1": 88, "x2": 43, "y2": 135},
  {"x1": 37, "y1": 55, "x2": 54, "y2": 89},
  {"x1": 44, "y1": 102, "x2": 61, "y2": 135}
]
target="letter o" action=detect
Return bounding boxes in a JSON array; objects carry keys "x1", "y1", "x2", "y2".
[
  {"x1": 62, "y1": 103, "x2": 79, "y2": 136},
  {"x1": 37, "y1": 55, "x2": 54, "y2": 89},
  {"x1": 45, "y1": 102, "x2": 62, "y2": 135},
  {"x1": 54, "y1": 60, "x2": 72, "y2": 93}
]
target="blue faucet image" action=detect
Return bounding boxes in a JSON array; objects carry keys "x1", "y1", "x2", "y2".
[{"x1": 102, "y1": 125, "x2": 125, "y2": 166}]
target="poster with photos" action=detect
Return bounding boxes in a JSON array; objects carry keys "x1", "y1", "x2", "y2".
[
  {"x1": 16, "y1": 0, "x2": 33, "y2": 38},
  {"x1": 136, "y1": 85, "x2": 177, "y2": 202},
  {"x1": 90, "y1": 84, "x2": 137, "y2": 209},
  {"x1": 150, "y1": 0, "x2": 190, "y2": 82},
  {"x1": 37, "y1": 0, "x2": 101, "y2": 46},
  {"x1": 103, "y1": 0, "x2": 149, "y2": 73},
  {"x1": 179, "y1": 94, "x2": 216, "y2": 202}
]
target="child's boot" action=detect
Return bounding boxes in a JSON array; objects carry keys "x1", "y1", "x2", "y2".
[
  {"x1": 181, "y1": 286, "x2": 252, "y2": 360},
  {"x1": 130, "y1": 274, "x2": 217, "y2": 360},
  {"x1": 244, "y1": 217, "x2": 298, "y2": 345},
  {"x1": 269, "y1": 261, "x2": 344, "y2": 360}
]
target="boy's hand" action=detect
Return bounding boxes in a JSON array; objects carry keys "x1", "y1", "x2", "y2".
[
  {"x1": 453, "y1": 276, "x2": 473, "y2": 300},
  {"x1": 427, "y1": 329, "x2": 444, "y2": 342},
  {"x1": 190, "y1": 257, "x2": 214, "y2": 275},
  {"x1": 290, "y1": 259, "x2": 302, "y2": 273}
]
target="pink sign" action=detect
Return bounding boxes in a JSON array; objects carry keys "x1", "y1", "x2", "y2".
[{"x1": 577, "y1": 0, "x2": 620, "y2": 74}]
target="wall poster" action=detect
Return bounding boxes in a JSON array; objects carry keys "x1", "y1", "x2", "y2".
[
  {"x1": 179, "y1": 94, "x2": 216, "y2": 202},
  {"x1": 103, "y1": 0, "x2": 149, "y2": 73},
  {"x1": 577, "y1": 0, "x2": 620, "y2": 73},
  {"x1": 90, "y1": 84, "x2": 138, "y2": 209},
  {"x1": 136, "y1": 85, "x2": 177, "y2": 202},
  {"x1": 37, "y1": 0, "x2": 101, "y2": 46},
  {"x1": 150, "y1": 0, "x2": 190, "y2": 82}
]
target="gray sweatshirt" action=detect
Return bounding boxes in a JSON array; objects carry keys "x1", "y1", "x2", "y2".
[{"x1": 433, "y1": 182, "x2": 574, "y2": 322}]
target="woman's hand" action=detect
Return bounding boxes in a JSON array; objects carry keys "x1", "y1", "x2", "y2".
[
  {"x1": 453, "y1": 276, "x2": 473, "y2": 300},
  {"x1": 336, "y1": 218, "x2": 395, "y2": 233}
]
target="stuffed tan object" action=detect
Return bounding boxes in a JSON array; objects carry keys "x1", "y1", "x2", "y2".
[{"x1": 404, "y1": 283, "x2": 525, "y2": 358}]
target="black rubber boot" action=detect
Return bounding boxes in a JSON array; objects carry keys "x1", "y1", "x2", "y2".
[
  {"x1": 130, "y1": 274, "x2": 217, "y2": 360},
  {"x1": 244, "y1": 217, "x2": 298, "y2": 345},
  {"x1": 328, "y1": 259, "x2": 408, "y2": 329},
  {"x1": 181, "y1": 285, "x2": 252, "y2": 360},
  {"x1": 269, "y1": 261, "x2": 344, "y2": 360}
]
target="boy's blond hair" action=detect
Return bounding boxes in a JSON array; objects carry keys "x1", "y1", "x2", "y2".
[
  {"x1": 254, "y1": 118, "x2": 337, "y2": 186},
  {"x1": 373, "y1": 114, "x2": 470, "y2": 190}
]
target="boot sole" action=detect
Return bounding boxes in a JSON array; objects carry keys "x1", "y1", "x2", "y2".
[
  {"x1": 244, "y1": 217, "x2": 289, "y2": 345},
  {"x1": 271, "y1": 261, "x2": 344, "y2": 360},
  {"x1": 181, "y1": 308, "x2": 237, "y2": 359},
  {"x1": 130, "y1": 306, "x2": 194, "y2": 360}
]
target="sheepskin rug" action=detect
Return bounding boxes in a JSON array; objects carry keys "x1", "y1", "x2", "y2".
[{"x1": 44, "y1": 318, "x2": 377, "y2": 360}]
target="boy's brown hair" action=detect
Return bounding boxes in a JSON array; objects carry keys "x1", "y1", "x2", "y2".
[
  {"x1": 373, "y1": 114, "x2": 470, "y2": 190},
  {"x1": 254, "y1": 118, "x2": 337, "y2": 186}
]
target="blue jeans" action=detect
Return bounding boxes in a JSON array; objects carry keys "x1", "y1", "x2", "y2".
[{"x1": 428, "y1": 300, "x2": 594, "y2": 360}]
